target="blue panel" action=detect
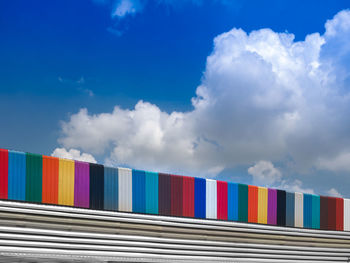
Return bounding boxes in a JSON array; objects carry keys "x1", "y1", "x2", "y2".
[
  {"x1": 8, "y1": 151, "x2": 26, "y2": 201},
  {"x1": 228, "y1": 182, "x2": 238, "y2": 221},
  {"x1": 132, "y1": 170, "x2": 146, "y2": 213},
  {"x1": 145, "y1": 171, "x2": 158, "y2": 214},
  {"x1": 194, "y1": 177, "x2": 206, "y2": 218},
  {"x1": 104, "y1": 167, "x2": 118, "y2": 211},
  {"x1": 285, "y1": 192, "x2": 295, "y2": 227},
  {"x1": 303, "y1": 193, "x2": 312, "y2": 228},
  {"x1": 311, "y1": 195, "x2": 320, "y2": 229}
]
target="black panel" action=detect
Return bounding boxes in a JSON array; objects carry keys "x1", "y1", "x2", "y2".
[
  {"x1": 89, "y1": 163, "x2": 104, "y2": 210},
  {"x1": 277, "y1": 190, "x2": 286, "y2": 226}
]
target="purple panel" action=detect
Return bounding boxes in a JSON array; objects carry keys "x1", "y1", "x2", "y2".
[
  {"x1": 268, "y1": 189, "x2": 277, "y2": 225},
  {"x1": 74, "y1": 161, "x2": 90, "y2": 208}
]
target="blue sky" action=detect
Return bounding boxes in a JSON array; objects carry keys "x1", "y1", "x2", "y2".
[{"x1": 1, "y1": 0, "x2": 350, "y2": 197}]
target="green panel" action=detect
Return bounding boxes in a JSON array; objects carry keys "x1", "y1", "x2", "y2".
[
  {"x1": 25, "y1": 153, "x2": 42, "y2": 203},
  {"x1": 312, "y1": 195, "x2": 320, "y2": 229},
  {"x1": 238, "y1": 183, "x2": 248, "y2": 222}
]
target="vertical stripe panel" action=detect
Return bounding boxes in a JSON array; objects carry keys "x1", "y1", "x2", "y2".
[
  {"x1": 320, "y1": 196, "x2": 329, "y2": 230},
  {"x1": 171, "y1": 174, "x2": 183, "y2": 217},
  {"x1": 58, "y1": 159, "x2": 75, "y2": 206},
  {"x1": 74, "y1": 161, "x2": 90, "y2": 208},
  {"x1": 217, "y1": 181, "x2": 228, "y2": 220},
  {"x1": 8, "y1": 151, "x2": 26, "y2": 201},
  {"x1": 267, "y1": 189, "x2": 277, "y2": 225},
  {"x1": 145, "y1": 172, "x2": 158, "y2": 214},
  {"x1": 295, "y1": 192, "x2": 303, "y2": 228},
  {"x1": 25, "y1": 153, "x2": 42, "y2": 203},
  {"x1": 328, "y1": 197, "x2": 337, "y2": 230},
  {"x1": 277, "y1": 190, "x2": 286, "y2": 226},
  {"x1": 238, "y1": 184, "x2": 248, "y2": 222},
  {"x1": 248, "y1": 185, "x2": 258, "y2": 223},
  {"x1": 344, "y1": 199, "x2": 350, "y2": 231},
  {"x1": 103, "y1": 167, "x2": 118, "y2": 211},
  {"x1": 183, "y1": 176, "x2": 194, "y2": 217},
  {"x1": 158, "y1": 173, "x2": 171, "y2": 215},
  {"x1": 89, "y1": 163, "x2": 104, "y2": 210},
  {"x1": 285, "y1": 192, "x2": 295, "y2": 227},
  {"x1": 303, "y1": 194, "x2": 312, "y2": 229},
  {"x1": 118, "y1": 167, "x2": 132, "y2": 212},
  {"x1": 206, "y1": 179, "x2": 217, "y2": 219},
  {"x1": 132, "y1": 170, "x2": 146, "y2": 213},
  {"x1": 311, "y1": 195, "x2": 320, "y2": 229},
  {"x1": 336, "y1": 198, "x2": 344, "y2": 231},
  {"x1": 0, "y1": 149, "x2": 8, "y2": 199},
  {"x1": 42, "y1": 156, "x2": 58, "y2": 204},
  {"x1": 228, "y1": 182, "x2": 238, "y2": 221},
  {"x1": 258, "y1": 187, "x2": 268, "y2": 224},
  {"x1": 194, "y1": 177, "x2": 206, "y2": 218}
]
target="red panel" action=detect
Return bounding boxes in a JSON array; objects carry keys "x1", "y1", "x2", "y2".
[
  {"x1": 335, "y1": 198, "x2": 344, "y2": 231},
  {"x1": 248, "y1": 185, "x2": 258, "y2": 223},
  {"x1": 170, "y1": 174, "x2": 183, "y2": 217},
  {"x1": 0, "y1": 149, "x2": 8, "y2": 199},
  {"x1": 217, "y1": 181, "x2": 228, "y2": 220},
  {"x1": 328, "y1": 197, "x2": 337, "y2": 230},
  {"x1": 182, "y1": 176, "x2": 194, "y2": 217}
]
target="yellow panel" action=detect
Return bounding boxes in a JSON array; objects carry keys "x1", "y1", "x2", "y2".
[
  {"x1": 258, "y1": 187, "x2": 268, "y2": 224},
  {"x1": 58, "y1": 159, "x2": 75, "y2": 206}
]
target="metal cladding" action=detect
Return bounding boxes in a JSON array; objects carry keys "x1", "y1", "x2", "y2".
[{"x1": 0, "y1": 149, "x2": 349, "y2": 231}]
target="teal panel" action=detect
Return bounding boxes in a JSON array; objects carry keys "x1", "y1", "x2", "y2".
[
  {"x1": 145, "y1": 171, "x2": 158, "y2": 214},
  {"x1": 312, "y1": 195, "x2": 320, "y2": 229}
]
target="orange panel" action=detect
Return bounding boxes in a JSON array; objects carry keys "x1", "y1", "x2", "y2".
[
  {"x1": 248, "y1": 185, "x2": 258, "y2": 223},
  {"x1": 42, "y1": 156, "x2": 59, "y2": 204}
]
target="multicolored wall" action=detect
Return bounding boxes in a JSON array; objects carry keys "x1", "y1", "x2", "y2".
[{"x1": 0, "y1": 149, "x2": 349, "y2": 231}]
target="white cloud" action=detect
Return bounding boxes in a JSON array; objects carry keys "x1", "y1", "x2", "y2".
[
  {"x1": 248, "y1": 161, "x2": 282, "y2": 186},
  {"x1": 51, "y1": 148, "x2": 97, "y2": 163},
  {"x1": 112, "y1": 0, "x2": 143, "y2": 18},
  {"x1": 58, "y1": 10, "x2": 350, "y2": 179},
  {"x1": 317, "y1": 151, "x2": 350, "y2": 172},
  {"x1": 327, "y1": 188, "x2": 343, "y2": 197}
]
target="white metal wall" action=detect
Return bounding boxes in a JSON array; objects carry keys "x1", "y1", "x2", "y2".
[
  {"x1": 295, "y1": 192, "x2": 303, "y2": 228},
  {"x1": 206, "y1": 179, "x2": 217, "y2": 219},
  {"x1": 118, "y1": 167, "x2": 132, "y2": 212},
  {"x1": 345, "y1": 198, "x2": 350, "y2": 232}
]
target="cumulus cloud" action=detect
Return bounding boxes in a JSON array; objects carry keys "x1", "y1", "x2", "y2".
[
  {"x1": 248, "y1": 161, "x2": 282, "y2": 186},
  {"x1": 58, "y1": 10, "x2": 350, "y2": 179},
  {"x1": 327, "y1": 188, "x2": 343, "y2": 197},
  {"x1": 51, "y1": 148, "x2": 97, "y2": 163}
]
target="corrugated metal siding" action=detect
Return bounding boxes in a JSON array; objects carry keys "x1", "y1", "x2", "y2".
[
  {"x1": 238, "y1": 184, "x2": 248, "y2": 222},
  {"x1": 311, "y1": 195, "x2": 320, "y2": 229},
  {"x1": 277, "y1": 190, "x2": 286, "y2": 226},
  {"x1": 336, "y1": 198, "x2": 344, "y2": 231},
  {"x1": 228, "y1": 182, "x2": 238, "y2": 221},
  {"x1": 285, "y1": 192, "x2": 295, "y2": 227},
  {"x1": 206, "y1": 179, "x2": 217, "y2": 219},
  {"x1": 132, "y1": 170, "x2": 146, "y2": 214},
  {"x1": 320, "y1": 196, "x2": 328, "y2": 230},
  {"x1": 74, "y1": 161, "x2": 89, "y2": 208},
  {"x1": 248, "y1": 185, "x2": 258, "y2": 223},
  {"x1": 103, "y1": 167, "x2": 118, "y2": 211},
  {"x1": 8, "y1": 151, "x2": 26, "y2": 201},
  {"x1": 89, "y1": 163, "x2": 104, "y2": 210},
  {"x1": 25, "y1": 153, "x2": 42, "y2": 203},
  {"x1": 328, "y1": 197, "x2": 337, "y2": 230},
  {"x1": 158, "y1": 173, "x2": 171, "y2": 216},
  {"x1": 268, "y1": 189, "x2": 277, "y2": 225},
  {"x1": 145, "y1": 172, "x2": 158, "y2": 214},
  {"x1": 0, "y1": 149, "x2": 8, "y2": 199},
  {"x1": 295, "y1": 192, "x2": 303, "y2": 228},
  {"x1": 194, "y1": 177, "x2": 205, "y2": 218},
  {"x1": 58, "y1": 159, "x2": 75, "y2": 206},
  {"x1": 344, "y1": 199, "x2": 350, "y2": 231},
  {"x1": 303, "y1": 193, "x2": 312, "y2": 229},
  {"x1": 258, "y1": 187, "x2": 267, "y2": 224},
  {"x1": 182, "y1": 176, "x2": 194, "y2": 217},
  {"x1": 217, "y1": 181, "x2": 227, "y2": 220},
  {"x1": 171, "y1": 174, "x2": 183, "y2": 217},
  {"x1": 42, "y1": 156, "x2": 58, "y2": 204},
  {"x1": 118, "y1": 168, "x2": 132, "y2": 212}
]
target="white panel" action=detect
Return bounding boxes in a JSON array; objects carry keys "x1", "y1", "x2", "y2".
[
  {"x1": 118, "y1": 167, "x2": 132, "y2": 212},
  {"x1": 206, "y1": 179, "x2": 217, "y2": 219},
  {"x1": 294, "y1": 192, "x2": 303, "y2": 228},
  {"x1": 344, "y1": 199, "x2": 350, "y2": 231}
]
